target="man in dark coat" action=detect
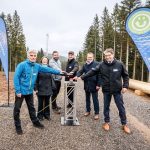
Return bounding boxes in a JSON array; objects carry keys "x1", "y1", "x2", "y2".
[
  {"x1": 81, "y1": 48, "x2": 131, "y2": 134},
  {"x1": 65, "y1": 51, "x2": 79, "y2": 108},
  {"x1": 74, "y1": 52, "x2": 100, "y2": 120}
]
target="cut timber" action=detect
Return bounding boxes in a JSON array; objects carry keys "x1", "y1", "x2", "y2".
[
  {"x1": 134, "y1": 90, "x2": 146, "y2": 96},
  {"x1": 129, "y1": 79, "x2": 150, "y2": 95}
]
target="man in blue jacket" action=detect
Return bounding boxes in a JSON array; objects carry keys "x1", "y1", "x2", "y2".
[
  {"x1": 13, "y1": 49, "x2": 61, "y2": 135},
  {"x1": 74, "y1": 52, "x2": 100, "y2": 120}
]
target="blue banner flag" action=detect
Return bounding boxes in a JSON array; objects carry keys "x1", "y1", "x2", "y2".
[
  {"x1": 0, "y1": 17, "x2": 9, "y2": 80},
  {"x1": 125, "y1": 7, "x2": 150, "y2": 71}
]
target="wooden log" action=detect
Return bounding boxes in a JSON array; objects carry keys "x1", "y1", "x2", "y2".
[
  {"x1": 129, "y1": 79, "x2": 150, "y2": 95},
  {"x1": 134, "y1": 90, "x2": 146, "y2": 96}
]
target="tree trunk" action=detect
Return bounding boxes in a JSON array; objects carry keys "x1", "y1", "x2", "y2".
[
  {"x1": 148, "y1": 72, "x2": 150, "y2": 83},
  {"x1": 141, "y1": 60, "x2": 144, "y2": 81},
  {"x1": 120, "y1": 42, "x2": 123, "y2": 61},
  {"x1": 102, "y1": 35, "x2": 105, "y2": 61},
  {"x1": 113, "y1": 23, "x2": 116, "y2": 56},
  {"x1": 126, "y1": 37, "x2": 129, "y2": 71},
  {"x1": 132, "y1": 50, "x2": 136, "y2": 79}
]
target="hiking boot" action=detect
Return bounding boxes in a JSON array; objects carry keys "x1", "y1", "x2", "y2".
[
  {"x1": 33, "y1": 121, "x2": 44, "y2": 129},
  {"x1": 16, "y1": 126, "x2": 23, "y2": 135}
]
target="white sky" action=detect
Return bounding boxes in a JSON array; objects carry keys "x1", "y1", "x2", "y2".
[{"x1": 1, "y1": 0, "x2": 123, "y2": 56}]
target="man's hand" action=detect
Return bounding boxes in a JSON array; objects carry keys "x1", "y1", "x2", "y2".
[
  {"x1": 16, "y1": 93, "x2": 22, "y2": 98},
  {"x1": 96, "y1": 86, "x2": 100, "y2": 91},
  {"x1": 67, "y1": 72, "x2": 74, "y2": 76},
  {"x1": 60, "y1": 71, "x2": 68, "y2": 76},
  {"x1": 121, "y1": 88, "x2": 127, "y2": 93},
  {"x1": 73, "y1": 76, "x2": 78, "y2": 80}
]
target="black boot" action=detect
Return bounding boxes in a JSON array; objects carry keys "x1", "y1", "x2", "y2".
[
  {"x1": 16, "y1": 126, "x2": 23, "y2": 135},
  {"x1": 33, "y1": 121, "x2": 44, "y2": 129},
  {"x1": 44, "y1": 115, "x2": 51, "y2": 121}
]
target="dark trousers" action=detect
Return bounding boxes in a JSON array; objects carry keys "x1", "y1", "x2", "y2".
[
  {"x1": 51, "y1": 81, "x2": 61, "y2": 108},
  {"x1": 103, "y1": 92, "x2": 127, "y2": 125},
  {"x1": 13, "y1": 94, "x2": 38, "y2": 127},
  {"x1": 85, "y1": 91, "x2": 99, "y2": 114},
  {"x1": 37, "y1": 95, "x2": 51, "y2": 118}
]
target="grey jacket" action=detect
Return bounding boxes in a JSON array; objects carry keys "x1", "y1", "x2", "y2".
[{"x1": 49, "y1": 58, "x2": 62, "y2": 81}]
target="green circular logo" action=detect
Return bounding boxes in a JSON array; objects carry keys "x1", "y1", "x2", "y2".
[{"x1": 128, "y1": 11, "x2": 150, "y2": 35}]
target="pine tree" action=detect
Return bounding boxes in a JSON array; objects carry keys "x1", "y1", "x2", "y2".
[
  {"x1": 83, "y1": 14, "x2": 101, "y2": 61},
  {"x1": 11, "y1": 10, "x2": 26, "y2": 70},
  {"x1": 101, "y1": 7, "x2": 114, "y2": 50},
  {"x1": 37, "y1": 48, "x2": 44, "y2": 63},
  {"x1": 111, "y1": 3, "x2": 121, "y2": 59}
]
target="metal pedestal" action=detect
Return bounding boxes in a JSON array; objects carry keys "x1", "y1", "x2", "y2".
[{"x1": 61, "y1": 81, "x2": 80, "y2": 126}]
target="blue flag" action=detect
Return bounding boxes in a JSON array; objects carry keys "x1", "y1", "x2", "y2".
[
  {"x1": 0, "y1": 17, "x2": 9, "y2": 80},
  {"x1": 125, "y1": 7, "x2": 150, "y2": 72}
]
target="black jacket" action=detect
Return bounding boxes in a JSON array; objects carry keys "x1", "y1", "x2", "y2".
[
  {"x1": 77, "y1": 61, "x2": 100, "y2": 92},
  {"x1": 65, "y1": 58, "x2": 79, "y2": 81},
  {"x1": 35, "y1": 72, "x2": 53, "y2": 96},
  {"x1": 82, "y1": 59, "x2": 129, "y2": 93}
]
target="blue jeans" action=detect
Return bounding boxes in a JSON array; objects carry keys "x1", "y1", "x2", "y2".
[
  {"x1": 85, "y1": 91, "x2": 99, "y2": 114},
  {"x1": 103, "y1": 92, "x2": 127, "y2": 125}
]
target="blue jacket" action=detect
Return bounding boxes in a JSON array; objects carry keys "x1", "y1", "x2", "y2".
[{"x1": 14, "y1": 59, "x2": 60, "y2": 95}]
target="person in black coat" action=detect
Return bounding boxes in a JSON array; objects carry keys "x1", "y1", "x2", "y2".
[
  {"x1": 81, "y1": 48, "x2": 131, "y2": 134},
  {"x1": 65, "y1": 51, "x2": 79, "y2": 108},
  {"x1": 35, "y1": 56, "x2": 53, "y2": 121},
  {"x1": 74, "y1": 52, "x2": 100, "y2": 120}
]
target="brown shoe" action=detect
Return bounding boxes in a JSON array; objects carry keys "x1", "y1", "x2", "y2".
[
  {"x1": 122, "y1": 125, "x2": 131, "y2": 134},
  {"x1": 84, "y1": 112, "x2": 90, "y2": 116},
  {"x1": 102, "y1": 123, "x2": 110, "y2": 131},
  {"x1": 94, "y1": 114, "x2": 99, "y2": 120}
]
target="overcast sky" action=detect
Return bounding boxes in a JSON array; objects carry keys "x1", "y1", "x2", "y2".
[{"x1": 0, "y1": 0, "x2": 124, "y2": 56}]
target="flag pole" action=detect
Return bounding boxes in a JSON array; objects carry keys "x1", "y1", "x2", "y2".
[{"x1": 4, "y1": 18, "x2": 10, "y2": 107}]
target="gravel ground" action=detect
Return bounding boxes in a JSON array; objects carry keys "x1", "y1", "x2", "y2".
[{"x1": 0, "y1": 80, "x2": 150, "y2": 150}]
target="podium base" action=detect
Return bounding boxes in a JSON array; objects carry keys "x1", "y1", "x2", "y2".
[{"x1": 61, "y1": 117, "x2": 80, "y2": 126}]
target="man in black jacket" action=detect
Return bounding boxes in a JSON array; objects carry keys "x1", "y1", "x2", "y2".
[
  {"x1": 81, "y1": 48, "x2": 131, "y2": 134},
  {"x1": 65, "y1": 51, "x2": 79, "y2": 108},
  {"x1": 74, "y1": 52, "x2": 100, "y2": 120}
]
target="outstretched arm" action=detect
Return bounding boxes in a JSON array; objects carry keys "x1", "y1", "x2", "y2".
[
  {"x1": 38, "y1": 64, "x2": 61, "y2": 75},
  {"x1": 81, "y1": 63, "x2": 100, "y2": 80}
]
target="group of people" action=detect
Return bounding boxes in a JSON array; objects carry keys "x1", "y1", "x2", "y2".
[{"x1": 13, "y1": 48, "x2": 131, "y2": 135}]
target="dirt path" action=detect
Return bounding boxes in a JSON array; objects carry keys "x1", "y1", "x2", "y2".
[{"x1": 0, "y1": 80, "x2": 149, "y2": 150}]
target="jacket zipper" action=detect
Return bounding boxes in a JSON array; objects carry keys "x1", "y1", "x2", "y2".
[{"x1": 29, "y1": 66, "x2": 33, "y2": 91}]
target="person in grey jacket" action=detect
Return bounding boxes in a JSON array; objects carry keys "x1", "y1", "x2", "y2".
[{"x1": 49, "y1": 51, "x2": 62, "y2": 113}]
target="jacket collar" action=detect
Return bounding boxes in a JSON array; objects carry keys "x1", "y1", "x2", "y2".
[
  {"x1": 26, "y1": 59, "x2": 35, "y2": 66},
  {"x1": 86, "y1": 60, "x2": 94, "y2": 65},
  {"x1": 104, "y1": 59, "x2": 116, "y2": 66},
  {"x1": 68, "y1": 58, "x2": 75, "y2": 63}
]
